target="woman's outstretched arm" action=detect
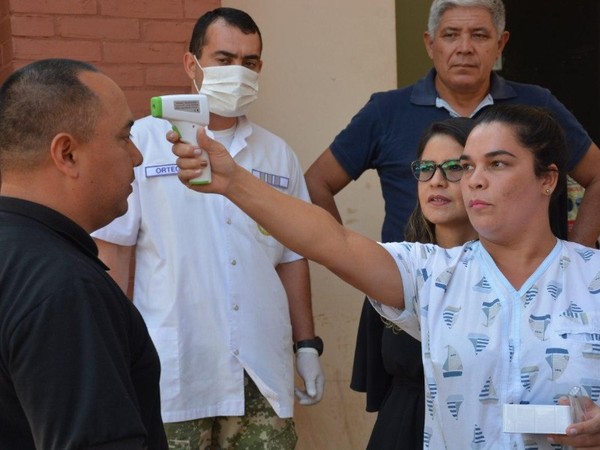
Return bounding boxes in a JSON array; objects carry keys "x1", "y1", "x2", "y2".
[{"x1": 171, "y1": 128, "x2": 405, "y2": 309}]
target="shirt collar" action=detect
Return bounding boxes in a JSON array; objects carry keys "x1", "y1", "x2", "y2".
[
  {"x1": 0, "y1": 196, "x2": 106, "y2": 268},
  {"x1": 410, "y1": 68, "x2": 517, "y2": 108},
  {"x1": 436, "y1": 94, "x2": 493, "y2": 118},
  {"x1": 228, "y1": 115, "x2": 253, "y2": 158}
]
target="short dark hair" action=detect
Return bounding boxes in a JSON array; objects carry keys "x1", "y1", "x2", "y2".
[
  {"x1": 474, "y1": 104, "x2": 569, "y2": 237},
  {"x1": 188, "y1": 7, "x2": 262, "y2": 58},
  {"x1": 0, "y1": 58, "x2": 101, "y2": 171},
  {"x1": 404, "y1": 117, "x2": 476, "y2": 243}
]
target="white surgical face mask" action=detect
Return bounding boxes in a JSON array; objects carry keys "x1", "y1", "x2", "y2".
[{"x1": 193, "y1": 55, "x2": 259, "y2": 118}]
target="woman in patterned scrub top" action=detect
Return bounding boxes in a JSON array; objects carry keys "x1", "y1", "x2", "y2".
[{"x1": 173, "y1": 104, "x2": 600, "y2": 449}]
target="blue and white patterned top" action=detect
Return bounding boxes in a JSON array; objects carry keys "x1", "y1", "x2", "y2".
[{"x1": 370, "y1": 239, "x2": 600, "y2": 450}]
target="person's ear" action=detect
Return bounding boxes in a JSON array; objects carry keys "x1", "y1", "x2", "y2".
[
  {"x1": 423, "y1": 31, "x2": 434, "y2": 60},
  {"x1": 49, "y1": 133, "x2": 79, "y2": 178},
  {"x1": 497, "y1": 31, "x2": 510, "y2": 56},
  {"x1": 183, "y1": 52, "x2": 200, "y2": 81},
  {"x1": 542, "y1": 163, "x2": 559, "y2": 195}
]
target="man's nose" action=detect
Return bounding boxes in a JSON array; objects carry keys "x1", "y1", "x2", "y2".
[
  {"x1": 130, "y1": 143, "x2": 143, "y2": 167},
  {"x1": 456, "y1": 34, "x2": 474, "y2": 52}
]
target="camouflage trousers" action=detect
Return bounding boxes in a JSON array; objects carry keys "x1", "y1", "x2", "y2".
[{"x1": 165, "y1": 373, "x2": 297, "y2": 450}]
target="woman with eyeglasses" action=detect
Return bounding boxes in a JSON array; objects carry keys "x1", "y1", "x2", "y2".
[
  {"x1": 366, "y1": 117, "x2": 478, "y2": 450},
  {"x1": 173, "y1": 104, "x2": 600, "y2": 449}
]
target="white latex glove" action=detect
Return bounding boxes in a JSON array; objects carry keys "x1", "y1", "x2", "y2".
[{"x1": 295, "y1": 348, "x2": 324, "y2": 405}]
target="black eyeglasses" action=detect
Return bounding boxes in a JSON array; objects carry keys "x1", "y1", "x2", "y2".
[{"x1": 410, "y1": 159, "x2": 464, "y2": 182}]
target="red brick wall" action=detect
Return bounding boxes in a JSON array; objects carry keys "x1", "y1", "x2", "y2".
[
  {"x1": 0, "y1": 0, "x2": 12, "y2": 81},
  {"x1": 4, "y1": 0, "x2": 220, "y2": 118}
]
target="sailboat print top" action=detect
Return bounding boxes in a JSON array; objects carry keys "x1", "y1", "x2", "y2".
[{"x1": 370, "y1": 239, "x2": 600, "y2": 450}]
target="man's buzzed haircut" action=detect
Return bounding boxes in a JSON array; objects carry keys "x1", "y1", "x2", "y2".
[{"x1": 0, "y1": 58, "x2": 102, "y2": 171}]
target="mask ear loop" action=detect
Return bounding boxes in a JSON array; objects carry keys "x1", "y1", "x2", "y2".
[
  {"x1": 193, "y1": 79, "x2": 202, "y2": 94},
  {"x1": 191, "y1": 55, "x2": 204, "y2": 94},
  {"x1": 192, "y1": 54, "x2": 202, "y2": 68}
]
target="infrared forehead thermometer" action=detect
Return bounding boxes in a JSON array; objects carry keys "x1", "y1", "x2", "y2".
[{"x1": 150, "y1": 94, "x2": 211, "y2": 185}]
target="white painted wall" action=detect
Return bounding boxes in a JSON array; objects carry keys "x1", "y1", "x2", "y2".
[{"x1": 222, "y1": 1, "x2": 397, "y2": 448}]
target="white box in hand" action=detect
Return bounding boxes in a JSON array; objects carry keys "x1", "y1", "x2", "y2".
[{"x1": 502, "y1": 404, "x2": 571, "y2": 434}]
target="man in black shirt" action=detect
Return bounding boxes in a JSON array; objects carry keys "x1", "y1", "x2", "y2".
[{"x1": 0, "y1": 59, "x2": 167, "y2": 449}]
